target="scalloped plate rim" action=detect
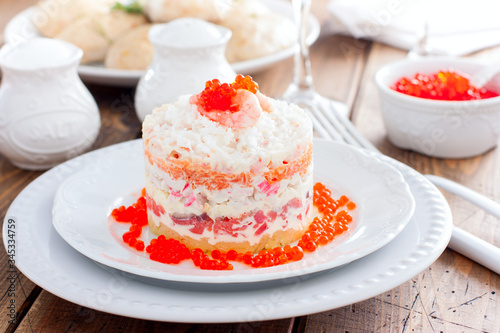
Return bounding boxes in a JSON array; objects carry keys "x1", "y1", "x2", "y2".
[{"x1": 2, "y1": 139, "x2": 453, "y2": 323}]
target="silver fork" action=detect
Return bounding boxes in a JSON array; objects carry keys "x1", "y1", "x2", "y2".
[
  {"x1": 280, "y1": 0, "x2": 376, "y2": 153},
  {"x1": 310, "y1": 102, "x2": 500, "y2": 275}
]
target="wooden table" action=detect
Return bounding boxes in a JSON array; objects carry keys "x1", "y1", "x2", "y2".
[{"x1": 1, "y1": 1, "x2": 499, "y2": 332}]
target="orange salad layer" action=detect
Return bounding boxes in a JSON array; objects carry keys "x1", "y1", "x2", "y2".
[{"x1": 144, "y1": 142, "x2": 312, "y2": 191}]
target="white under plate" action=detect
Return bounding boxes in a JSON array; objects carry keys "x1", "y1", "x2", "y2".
[
  {"x1": 2, "y1": 139, "x2": 453, "y2": 323},
  {"x1": 3, "y1": 0, "x2": 320, "y2": 87},
  {"x1": 51, "y1": 139, "x2": 415, "y2": 284}
]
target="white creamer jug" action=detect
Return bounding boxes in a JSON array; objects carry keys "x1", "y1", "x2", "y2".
[
  {"x1": 135, "y1": 18, "x2": 236, "y2": 122},
  {"x1": 0, "y1": 38, "x2": 100, "y2": 170}
]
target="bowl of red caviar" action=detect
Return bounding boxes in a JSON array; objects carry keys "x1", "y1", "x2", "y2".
[{"x1": 374, "y1": 57, "x2": 500, "y2": 158}]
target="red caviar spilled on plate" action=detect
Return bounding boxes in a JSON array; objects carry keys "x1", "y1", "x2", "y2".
[
  {"x1": 111, "y1": 188, "x2": 148, "y2": 251},
  {"x1": 111, "y1": 182, "x2": 355, "y2": 270},
  {"x1": 391, "y1": 70, "x2": 499, "y2": 101}
]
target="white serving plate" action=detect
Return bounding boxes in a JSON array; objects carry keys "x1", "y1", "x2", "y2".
[
  {"x1": 2, "y1": 139, "x2": 453, "y2": 323},
  {"x1": 51, "y1": 139, "x2": 415, "y2": 284},
  {"x1": 3, "y1": 0, "x2": 320, "y2": 86}
]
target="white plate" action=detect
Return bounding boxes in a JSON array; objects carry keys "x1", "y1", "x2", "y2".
[
  {"x1": 51, "y1": 139, "x2": 415, "y2": 284},
  {"x1": 3, "y1": 139, "x2": 452, "y2": 323},
  {"x1": 3, "y1": 0, "x2": 320, "y2": 87}
]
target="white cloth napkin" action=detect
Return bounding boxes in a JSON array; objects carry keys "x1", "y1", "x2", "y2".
[{"x1": 326, "y1": 0, "x2": 500, "y2": 56}]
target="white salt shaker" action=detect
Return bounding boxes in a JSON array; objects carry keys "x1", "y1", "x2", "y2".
[
  {"x1": 0, "y1": 38, "x2": 100, "y2": 170},
  {"x1": 135, "y1": 18, "x2": 236, "y2": 122}
]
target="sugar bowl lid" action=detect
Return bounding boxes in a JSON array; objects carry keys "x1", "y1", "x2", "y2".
[{"x1": 148, "y1": 18, "x2": 232, "y2": 49}]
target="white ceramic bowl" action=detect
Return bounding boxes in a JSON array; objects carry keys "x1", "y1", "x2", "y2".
[{"x1": 375, "y1": 57, "x2": 500, "y2": 158}]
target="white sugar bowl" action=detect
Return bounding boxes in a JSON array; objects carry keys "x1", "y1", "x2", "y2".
[
  {"x1": 0, "y1": 38, "x2": 100, "y2": 170},
  {"x1": 135, "y1": 18, "x2": 236, "y2": 122}
]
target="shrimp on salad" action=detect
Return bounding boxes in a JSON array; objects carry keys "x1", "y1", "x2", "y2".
[
  {"x1": 197, "y1": 89, "x2": 262, "y2": 128},
  {"x1": 190, "y1": 75, "x2": 268, "y2": 129}
]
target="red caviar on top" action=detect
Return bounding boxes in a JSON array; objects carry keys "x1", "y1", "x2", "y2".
[
  {"x1": 196, "y1": 79, "x2": 238, "y2": 113},
  {"x1": 110, "y1": 182, "x2": 355, "y2": 270},
  {"x1": 194, "y1": 74, "x2": 259, "y2": 113},
  {"x1": 232, "y1": 74, "x2": 259, "y2": 93},
  {"x1": 391, "y1": 70, "x2": 499, "y2": 101}
]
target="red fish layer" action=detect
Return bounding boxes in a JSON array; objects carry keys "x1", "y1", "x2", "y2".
[{"x1": 147, "y1": 194, "x2": 310, "y2": 240}]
